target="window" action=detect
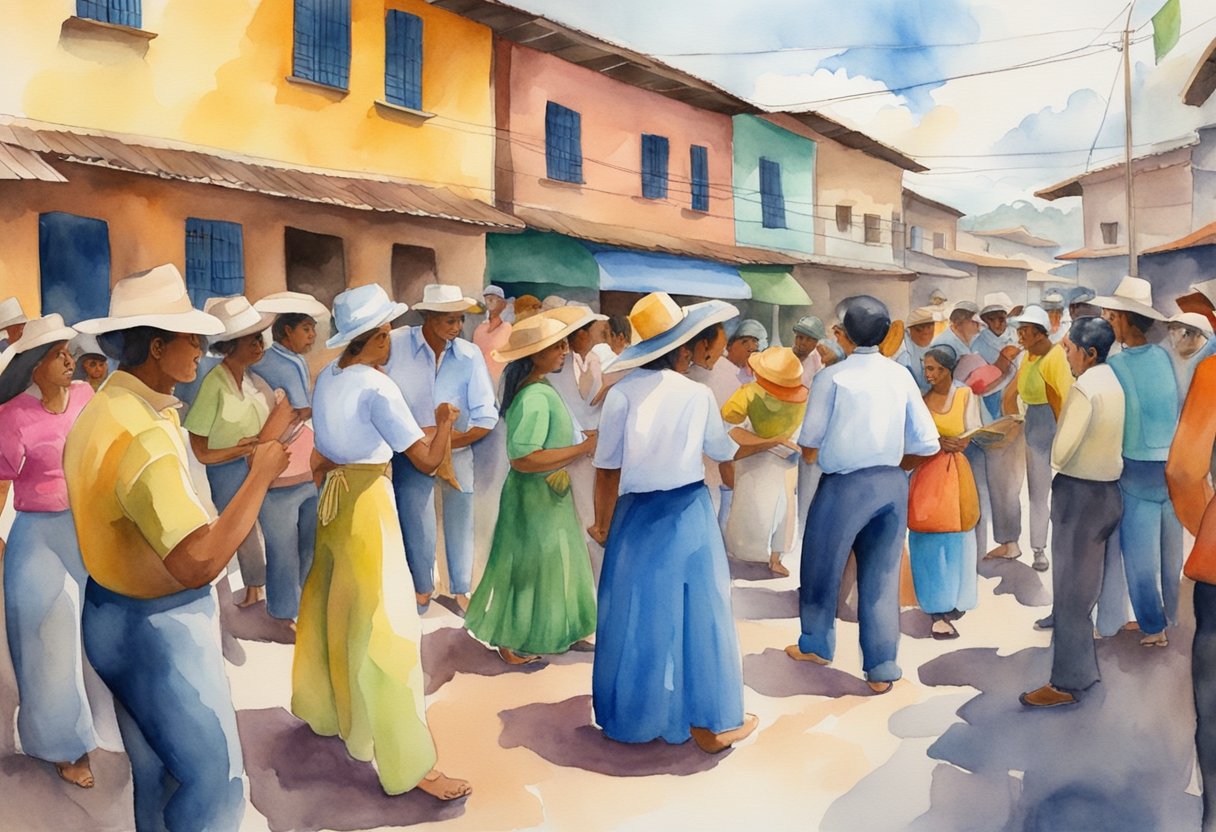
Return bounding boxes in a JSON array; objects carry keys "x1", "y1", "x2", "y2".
[
  {"x1": 690, "y1": 145, "x2": 709, "y2": 212},
  {"x1": 1101, "y1": 221, "x2": 1119, "y2": 245},
  {"x1": 864, "y1": 213, "x2": 881, "y2": 244},
  {"x1": 385, "y1": 10, "x2": 423, "y2": 110},
  {"x1": 39, "y1": 213, "x2": 111, "y2": 326},
  {"x1": 933, "y1": 232, "x2": 946, "y2": 250},
  {"x1": 835, "y1": 205, "x2": 852, "y2": 232},
  {"x1": 641, "y1": 134, "x2": 669, "y2": 199},
  {"x1": 285, "y1": 227, "x2": 346, "y2": 310},
  {"x1": 545, "y1": 102, "x2": 583, "y2": 184},
  {"x1": 185, "y1": 219, "x2": 245, "y2": 308},
  {"x1": 391, "y1": 244, "x2": 437, "y2": 308},
  {"x1": 759, "y1": 157, "x2": 785, "y2": 229},
  {"x1": 909, "y1": 225, "x2": 924, "y2": 252},
  {"x1": 76, "y1": 0, "x2": 141, "y2": 28},
  {"x1": 293, "y1": 0, "x2": 351, "y2": 90}
]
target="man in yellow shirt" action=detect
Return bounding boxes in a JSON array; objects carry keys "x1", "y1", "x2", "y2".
[
  {"x1": 1003, "y1": 305, "x2": 1074, "y2": 573},
  {"x1": 64, "y1": 265, "x2": 289, "y2": 832}
]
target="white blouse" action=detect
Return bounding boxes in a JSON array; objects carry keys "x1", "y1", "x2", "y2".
[{"x1": 312, "y1": 362, "x2": 424, "y2": 465}]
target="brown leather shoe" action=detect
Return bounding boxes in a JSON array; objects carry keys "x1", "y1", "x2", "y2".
[
  {"x1": 866, "y1": 680, "x2": 894, "y2": 694},
  {"x1": 785, "y1": 644, "x2": 830, "y2": 664},
  {"x1": 691, "y1": 714, "x2": 759, "y2": 753},
  {"x1": 1019, "y1": 684, "x2": 1077, "y2": 708}
]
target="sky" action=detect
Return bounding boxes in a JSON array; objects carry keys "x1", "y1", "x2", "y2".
[{"x1": 511, "y1": 0, "x2": 1216, "y2": 217}]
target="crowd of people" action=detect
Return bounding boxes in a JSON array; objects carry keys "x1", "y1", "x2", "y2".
[{"x1": 5, "y1": 262, "x2": 1216, "y2": 830}]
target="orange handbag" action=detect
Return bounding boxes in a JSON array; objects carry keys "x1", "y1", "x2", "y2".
[{"x1": 907, "y1": 451, "x2": 980, "y2": 534}]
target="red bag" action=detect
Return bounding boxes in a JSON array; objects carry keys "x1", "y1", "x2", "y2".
[{"x1": 907, "y1": 451, "x2": 980, "y2": 533}]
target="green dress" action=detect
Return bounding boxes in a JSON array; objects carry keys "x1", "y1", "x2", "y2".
[{"x1": 465, "y1": 381, "x2": 596, "y2": 654}]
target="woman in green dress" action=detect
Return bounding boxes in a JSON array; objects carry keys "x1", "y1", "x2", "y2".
[{"x1": 465, "y1": 306, "x2": 603, "y2": 664}]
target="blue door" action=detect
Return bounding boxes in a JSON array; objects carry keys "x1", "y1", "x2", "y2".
[{"x1": 39, "y1": 212, "x2": 112, "y2": 325}]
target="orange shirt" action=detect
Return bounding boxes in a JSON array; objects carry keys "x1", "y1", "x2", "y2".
[{"x1": 1166, "y1": 355, "x2": 1216, "y2": 574}]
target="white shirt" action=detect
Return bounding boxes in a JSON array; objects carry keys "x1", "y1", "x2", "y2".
[
  {"x1": 703, "y1": 355, "x2": 750, "y2": 408},
  {"x1": 312, "y1": 362, "x2": 424, "y2": 465},
  {"x1": 595, "y1": 369, "x2": 738, "y2": 495},
  {"x1": 798, "y1": 347, "x2": 940, "y2": 475},
  {"x1": 1051, "y1": 363, "x2": 1125, "y2": 482}
]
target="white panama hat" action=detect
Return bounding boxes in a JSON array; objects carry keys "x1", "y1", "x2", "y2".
[
  {"x1": 1169, "y1": 312, "x2": 1214, "y2": 337},
  {"x1": 0, "y1": 297, "x2": 29, "y2": 329},
  {"x1": 326, "y1": 283, "x2": 409, "y2": 349},
  {"x1": 208, "y1": 296, "x2": 277, "y2": 342},
  {"x1": 254, "y1": 291, "x2": 330, "y2": 319},
  {"x1": 0, "y1": 313, "x2": 77, "y2": 378},
  {"x1": 980, "y1": 292, "x2": 1014, "y2": 316},
  {"x1": 1091, "y1": 276, "x2": 1166, "y2": 321},
  {"x1": 492, "y1": 306, "x2": 607, "y2": 363},
  {"x1": 413, "y1": 283, "x2": 482, "y2": 313},
  {"x1": 74, "y1": 264, "x2": 224, "y2": 336}
]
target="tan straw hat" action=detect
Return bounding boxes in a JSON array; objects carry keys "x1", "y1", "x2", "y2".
[
  {"x1": 747, "y1": 347, "x2": 808, "y2": 403},
  {"x1": 1091, "y1": 276, "x2": 1166, "y2": 321},
  {"x1": 208, "y1": 296, "x2": 277, "y2": 341},
  {"x1": 75, "y1": 264, "x2": 223, "y2": 336},
  {"x1": 493, "y1": 305, "x2": 607, "y2": 363},
  {"x1": 413, "y1": 283, "x2": 482, "y2": 314}
]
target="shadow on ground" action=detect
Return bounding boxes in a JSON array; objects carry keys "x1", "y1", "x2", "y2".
[
  {"x1": 238, "y1": 707, "x2": 465, "y2": 832},
  {"x1": 743, "y1": 648, "x2": 876, "y2": 698},
  {"x1": 422, "y1": 627, "x2": 583, "y2": 695},
  {"x1": 497, "y1": 695, "x2": 726, "y2": 776},
  {"x1": 821, "y1": 588, "x2": 1202, "y2": 831},
  {"x1": 978, "y1": 557, "x2": 1052, "y2": 608}
]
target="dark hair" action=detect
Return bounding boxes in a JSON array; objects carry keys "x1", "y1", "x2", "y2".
[
  {"x1": 272, "y1": 313, "x2": 314, "y2": 342},
  {"x1": 0, "y1": 341, "x2": 60, "y2": 406},
  {"x1": 343, "y1": 328, "x2": 379, "y2": 359},
  {"x1": 840, "y1": 295, "x2": 891, "y2": 348},
  {"x1": 209, "y1": 338, "x2": 240, "y2": 357},
  {"x1": 642, "y1": 347, "x2": 684, "y2": 372},
  {"x1": 98, "y1": 327, "x2": 194, "y2": 370},
  {"x1": 608, "y1": 315, "x2": 631, "y2": 340},
  {"x1": 1124, "y1": 311, "x2": 1157, "y2": 334},
  {"x1": 949, "y1": 309, "x2": 975, "y2": 325},
  {"x1": 500, "y1": 357, "x2": 535, "y2": 413},
  {"x1": 72, "y1": 353, "x2": 107, "y2": 381},
  {"x1": 688, "y1": 322, "x2": 725, "y2": 353},
  {"x1": 568, "y1": 321, "x2": 596, "y2": 345},
  {"x1": 1018, "y1": 323, "x2": 1049, "y2": 338},
  {"x1": 1068, "y1": 316, "x2": 1116, "y2": 363},
  {"x1": 923, "y1": 344, "x2": 960, "y2": 373}
]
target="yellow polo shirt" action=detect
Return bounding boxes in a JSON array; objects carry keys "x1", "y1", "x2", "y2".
[
  {"x1": 63, "y1": 371, "x2": 214, "y2": 599},
  {"x1": 1017, "y1": 344, "x2": 1074, "y2": 406}
]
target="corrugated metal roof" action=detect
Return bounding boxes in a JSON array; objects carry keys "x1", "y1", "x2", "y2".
[
  {"x1": 905, "y1": 249, "x2": 972, "y2": 278},
  {"x1": 0, "y1": 117, "x2": 524, "y2": 229},
  {"x1": 0, "y1": 124, "x2": 67, "y2": 182}
]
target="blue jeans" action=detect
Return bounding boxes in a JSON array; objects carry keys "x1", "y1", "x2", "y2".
[
  {"x1": 206, "y1": 458, "x2": 267, "y2": 587},
  {"x1": 798, "y1": 466, "x2": 908, "y2": 683},
  {"x1": 259, "y1": 482, "x2": 318, "y2": 620},
  {"x1": 391, "y1": 454, "x2": 474, "y2": 596},
  {"x1": 1118, "y1": 458, "x2": 1183, "y2": 634},
  {"x1": 83, "y1": 581, "x2": 244, "y2": 832}
]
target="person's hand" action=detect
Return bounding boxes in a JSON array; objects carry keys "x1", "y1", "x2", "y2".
[
  {"x1": 261, "y1": 393, "x2": 297, "y2": 443},
  {"x1": 588, "y1": 525, "x2": 609, "y2": 545},
  {"x1": 236, "y1": 436, "x2": 259, "y2": 457},
  {"x1": 435, "y1": 403, "x2": 460, "y2": 426},
  {"x1": 0, "y1": 537, "x2": 5, "y2": 562},
  {"x1": 250, "y1": 440, "x2": 291, "y2": 482},
  {"x1": 581, "y1": 430, "x2": 598, "y2": 456},
  {"x1": 999, "y1": 345, "x2": 1021, "y2": 361},
  {"x1": 940, "y1": 436, "x2": 969, "y2": 453}
]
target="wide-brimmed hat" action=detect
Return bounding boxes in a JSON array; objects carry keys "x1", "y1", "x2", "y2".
[
  {"x1": 605, "y1": 293, "x2": 739, "y2": 373},
  {"x1": 1092, "y1": 276, "x2": 1166, "y2": 321},
  {"x1": 541, "y1": 295, "x2": 568, "y2": 310},
  {"x1": 1040, "y1": 290, "x2": 1066, "y2": 310},
  {"x1": 907, "y1": 307, "x2": 936, "y2": 327},
  {"x1": 492, "y1": 306, "x2": 607, "y2": 363},
  {"x1": 70, "y1": 332, "x2": 105, "y2": 359},
  {"x1": 748, "y1": 346, "x2": 808, "y2": 403},
  {"x1": 980, "y1": 292, "x2": 1014, "y2": 316},
  {"x1": 0, "y1": 314, "x2": 77, "y2": 378},
  {"x1": 1187, "y1": 279, "x2": 1216, "y2": 309},
  {"x1": 949, "y1": 300, "x2": 981, "y2": 323},
  {"x1": 879, "y1": 319, "x2": 906, "y2": 357},
  {"x1": 1067, "y1": 286, "x2": 1096, "y2": 305},
  {"x1": 1010, "y1": 305, "x2": 1051, "y2": 331},
  {"x1": 208, "y1": 296, "x2": 277, "y2": 342},
  {"x1": 1169, "y1": 312, "x2": 1214, "y2": 337},
  {"x1": 75, "y1": 264, "x2": 223, "y2": 336},
  {"x1": 254, "y1": 291, "x2": 330, "y2": 319},
  {"x1": 413, "y1": 283, "x2": 482, "y2": 314},
  {"x1": 792, "y1": 315, "x2": 825, "y2": 340},
  {"x1": 326, "y1": 283, "x2": 409, "y2": 349},
  {"x1": 0, "y1": 297, "x2": 28, "y2": 329}
]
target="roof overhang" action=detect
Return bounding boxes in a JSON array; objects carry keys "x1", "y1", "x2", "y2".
[
  {"x1": 1184, "y1": 37, "x2": 1216, "y2": 107},
  {"x1": 903, "y1": 188, "x2": 964, "y2": 217},
  {"x1": 933, "y1": 247, "x2": 1029, "y2": 269},
  {"x1": 1143, "y1": 220, "x2": 1216, "y2": 254}
]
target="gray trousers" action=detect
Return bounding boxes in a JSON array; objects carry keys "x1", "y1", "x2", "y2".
[
  {"x1": 1024, "y1": 404, "x2": 1057, "y2": 553},
  {"x1": 980, "y1": 432, "x2": 1025, "y2": 547},
  {"x1": 1049, "y1": 474, "x2": 1122, "y2": 692}
]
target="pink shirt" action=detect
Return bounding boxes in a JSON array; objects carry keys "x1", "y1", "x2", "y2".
[
  {"x1": 0, "y1": 382, "x2": 93, "y2": 512},
  {"x1": 473, "y1": 317, "x2": 512, "y2": 384}
]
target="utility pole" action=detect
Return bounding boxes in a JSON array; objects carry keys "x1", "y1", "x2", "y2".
[{"x1": 1123, "y1": 14, "x2": 1137, "y2": 276}]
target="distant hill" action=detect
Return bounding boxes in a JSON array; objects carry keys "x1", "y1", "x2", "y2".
[{"x1": 960, "y1": 201, "x2": 1082, "y2": 253}]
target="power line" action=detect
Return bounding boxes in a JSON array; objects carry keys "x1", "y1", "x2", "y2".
[{"x1": 1086, "y1": 47, "x2": 1125, "y2": 170}]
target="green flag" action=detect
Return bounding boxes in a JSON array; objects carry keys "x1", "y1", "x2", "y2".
[{"x1": 1152, "y1": 0, "x2": 1181, "y2": 64}]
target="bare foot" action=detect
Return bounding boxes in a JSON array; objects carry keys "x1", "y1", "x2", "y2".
[
  {"x1": 497, "y1": 646, "x2": 541, "y2": 665},
  {"x1": 785, "y1": 644, "x2": 830, "y2": 664},
  {"x1": 768, "y1": 556, "x2": 790, "y2": 578},
  {"x1": 55, "y1": 755, "x2": 94, "y2": 789},
  {"x1": 417, "y1": 769, "x2": 471, "y2": 801},
  {"x1": 237, "y1": 585, "x2": 265, "y2": 608},
  {"x1": 690, "y1": 714, "x2": 759, "y2": 753},
  {"x1": 1140, "y1": 631, "x2": 1168, "y2": 647}
]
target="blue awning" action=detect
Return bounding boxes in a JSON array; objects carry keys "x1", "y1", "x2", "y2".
[{"x1": 593, "y1": 249, "x2": 752, "y2": 300}]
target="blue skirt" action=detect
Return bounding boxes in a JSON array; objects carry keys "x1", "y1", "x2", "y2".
[{"x1": 592, "y1": 481, "x2": 745, "y2": 744}]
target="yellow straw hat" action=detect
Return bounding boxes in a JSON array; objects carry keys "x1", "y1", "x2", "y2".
[{"x1": 747, "y1": 347, "x2": 807, "y2": 403}]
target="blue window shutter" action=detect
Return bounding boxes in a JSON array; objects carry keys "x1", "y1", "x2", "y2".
[
  {"x1": 39, "y1": 213, "x2": 111, "y2": 326},
  {"x1": 77, "y1": 0, "x2": 141, "y2": 27},
  {"x1": 545, "y1": 102, "x2": 583, "y2": 183},
  {"x1": 293, "y1": 0, "x2": 351, "y2": 89},
  {"x1": 186, "y1": 219, "x2": 245, "y2": 307},
  {"x1": 760, "y1": 157, "x2": 786, "y2": 229},
  {"x1": 641, "y1": 134, "x2": 669, "y2": 199},
  {"x1": 690, "y1": 145, "x2": 709, "y2": 212},
  {"x1": 385, "y1": 10, "x2": 423, "y2": 110}
]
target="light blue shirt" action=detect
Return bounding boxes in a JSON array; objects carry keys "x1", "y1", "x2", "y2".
[
  {"x1": 312, "y1": 361, "x2": 423, "y2": 465},
  {"x1": 252, "y1": 342, "x2": 311, "y2": 408},
  {"x1": 930, "y1": 328, "x2": 976, "y2": 359},
  {"x1": 384, "y1": 327, "x2": 499, "y2": 433},
  {"x1": 798, "y1": 347, "x2": 940, "y2": 475},
  {"x1": 1107, "y1": 343, "x2": 1180, "y2": 463},
  {"x1": 895, "y1": 333, "x2": 932, "y2": 394}
]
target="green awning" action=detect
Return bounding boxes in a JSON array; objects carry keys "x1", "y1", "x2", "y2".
[
  {"x1": 738, "y1": 267, "x2": 811, "y2": 305},
  {"x1": 485, "y1": 230, "x2": 599, "y2": 289}
]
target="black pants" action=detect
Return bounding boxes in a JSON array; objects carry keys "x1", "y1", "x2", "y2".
[{"x1": 1194, "y1": 581, "x2": 1216, "y2": 830}]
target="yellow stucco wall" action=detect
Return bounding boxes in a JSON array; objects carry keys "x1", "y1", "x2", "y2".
[{"x1": 0, "y1": 0, "x2": 494, "y2": 200}]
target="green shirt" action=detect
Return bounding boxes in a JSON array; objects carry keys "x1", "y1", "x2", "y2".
[
  {"x1": 183, "y1": 363, "x2": 271, "y2": 449},
  {"x1": 506, "y1": 382, "x2": 574, "y2": 460}
]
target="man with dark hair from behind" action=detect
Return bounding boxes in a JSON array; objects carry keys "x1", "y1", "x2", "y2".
[{"x1": 787, "y1": 296, "x2": 940, "y2": 694}]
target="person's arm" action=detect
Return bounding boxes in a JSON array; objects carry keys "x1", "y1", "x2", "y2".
[
  {"x1": 453, "y1": 351, "x2": 499, "y2": 450},
  {"x1": 189, "y1": 431, "x2": 257, "y2": 465},
  {"x1": 512, "y1": 432, "x2": 596, "y2": 473},
  {"x1": 728, "y1": 426, "x2": 784, "y2": 458},
  {"x1": 451, "y1": 425, "x2": 491, "y2": 450},
  {"x1": 588, "y1": 467, "x2": 621, "y2": 545},
  {"x1": 1001, "y1": 370, "x2": 1021, "y2": 416},
  {"x1": 404, "y1": 404, "x2": 458, "y2": 474},
  {"x1": 1167, "y1": 360, "x2": 1216, "y2": 534},
  {"x1": 1050, "y1": 388, "x2": 1091, "y2": 473},
  {"x1": 163, "y1": 440, "x2": 289, "y2": 588}
]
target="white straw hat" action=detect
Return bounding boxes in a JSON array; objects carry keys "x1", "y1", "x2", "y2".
[
  {"x1": 0, "y1": 297, "x2": 29, "y2": 329},
  {"x1": 75, "y1": 264, "x2": 224, "y2": 336},
  {"x1": 413, "y1": 283, "x2": 482, "y2": 313},
  {"x1": 208, "y1": 296, "x2": 277, "y2": 341},
  {"x1": 254, "y1": 291, "x2": 330, "y2": 319},
  {"x1": 492, "y1": 306, "x2": 607, "y2": 363},
  {"x1": 326, "y1": 283, "x2": 409, "y2": 349},
  {"x1": 1169, "y1": 312, "x2": 1214, "y2": 337},
  {"x1": 1091, "y1": 276, "x2": 1166, "y2": 321},
  {"x1": 980, "y1": 292, "x2": 1014, "y2": 316},
  {"x1": 0, "y1": 314, "x2": 77, "y2": 378}
]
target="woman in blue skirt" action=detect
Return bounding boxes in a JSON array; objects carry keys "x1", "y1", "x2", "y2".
[{"x1": 589, "y1": 292, "x2": 773, "y2": 753}]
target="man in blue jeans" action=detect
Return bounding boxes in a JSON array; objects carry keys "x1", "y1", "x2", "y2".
[
  {"x1": 385, "y1": 283, "x2": 498, "y2": 613},
  {"x1": 786, "y1": 295, "x2": 940, "y2": 693},
  {"x1": 64, "y1": 264, "x2": 290, "y2": 831}
]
